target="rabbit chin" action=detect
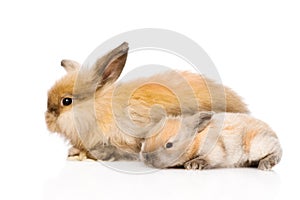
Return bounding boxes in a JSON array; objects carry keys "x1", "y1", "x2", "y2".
[
  {"x1": 45, "y1": 111, "x2": 58, "y2": 133},
  {"x1": 45, "y1": 108, "x2": 82, "y2": 146},
  {"x1": 140, "y1": 151, "x2": 173, "y2": 169}
]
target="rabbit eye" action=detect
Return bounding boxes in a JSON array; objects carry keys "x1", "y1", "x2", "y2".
[
  {"x1": 62, "y1": 97, "x2": 72, "y2": 106},
  {"x1": 165, "y1": 142, "x2": 173, "y2": 149}
]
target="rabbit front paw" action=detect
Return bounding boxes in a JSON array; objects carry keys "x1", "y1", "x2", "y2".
[
  {"x1": 67, "y1": 147, "x2": 91, "y2": 161},
  {"x1": 184, "y1": 157, "x2": 210, "y2": 170}
]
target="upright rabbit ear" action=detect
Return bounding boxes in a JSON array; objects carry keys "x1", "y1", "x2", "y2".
[
  {"x1": 91, "y1": 42, "x2": 129, "y2": 88},
  {"x1": 61, "y1": 59, "x2": 81, "y2": 73}
]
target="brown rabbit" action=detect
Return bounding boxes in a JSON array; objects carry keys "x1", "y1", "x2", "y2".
[{"x1": 45, "y1": 42, "x2": 249, "y2": 161}]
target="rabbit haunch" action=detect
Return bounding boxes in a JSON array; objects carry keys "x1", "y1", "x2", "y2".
[
  {"x1": 45, "y1": 42, "x2": 249, "y2": 161},
  {"x1": 141, "y1": 112, "x2": 282, "y2": 170}
]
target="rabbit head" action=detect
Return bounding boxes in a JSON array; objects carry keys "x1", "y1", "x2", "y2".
[
  {"x1": 141, "y1": 111, "x2": 213, "y2": 168},
  {"x1": 45, "y1": 42, "x2": 129, "y2": 148}
]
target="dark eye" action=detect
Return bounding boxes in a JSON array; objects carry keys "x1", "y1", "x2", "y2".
[
  {"x1": 62, "y1": 97, "x2": 72, "y2": 106},
  {"x1": 165, "y1": 142, "x2": 173, "y2": 149}
]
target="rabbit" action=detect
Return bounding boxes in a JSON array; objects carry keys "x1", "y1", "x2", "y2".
[
  {"x1": 140, "y1": 112, "x2": 282, "y2": 170},
  {"x1": 45, "y1": 42, "x2": 249, "y2": 161}
]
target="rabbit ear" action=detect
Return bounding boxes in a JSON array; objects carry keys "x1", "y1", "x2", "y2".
[
  {"x1": 61, "y1": 59, "x2": 81, "y2": 73},
  {"x1": 91, "y1": 42, "x2": 129, "y2": 87},
  {"x1": 181, "y1": 111, "x2": 214, "y2": 137}
]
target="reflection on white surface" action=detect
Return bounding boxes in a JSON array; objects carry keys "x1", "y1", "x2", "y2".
[{"x1": 44, "y1": 161, "x2": 280, "y2": 200}]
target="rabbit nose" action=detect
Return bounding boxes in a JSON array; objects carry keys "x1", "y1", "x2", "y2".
[
  {"x1": 142, "y1": 153, "x2": 152, "y2": 162},
  {"x1": 144, "y1": 154, "x2": 150, "y2": 160},
  {"x1": 49, "y1": 107, "x2": 57, "y2": 113},
  {"x1": 48, "y1": 105, "x2": 59, "y2": 115}
]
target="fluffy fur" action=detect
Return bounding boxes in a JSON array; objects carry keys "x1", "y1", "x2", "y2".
[
  {"x1": 141, "y1": 112, "x2": 282, "y2": 170},
  {"x1": 45, "y1": 42, "x2": 249, "y2": 161}
]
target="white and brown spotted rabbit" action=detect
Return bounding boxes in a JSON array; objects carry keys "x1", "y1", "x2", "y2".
[{"x1": 141, "y1": 112, "x2": 282, "y2": 170}]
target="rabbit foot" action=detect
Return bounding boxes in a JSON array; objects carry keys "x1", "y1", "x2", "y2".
[
  {"x1": 258, "y1": 153, "x2": 281, "y2": 170},
  {"x1": 67, "y1": 147, "x2": 90, "y2": 161},
  {"x1": 184, "y1": 157, "x2": 210, "y2": 170},
  {"x1": 67, "y1": 152, "x2": 87, "y2": 161}
]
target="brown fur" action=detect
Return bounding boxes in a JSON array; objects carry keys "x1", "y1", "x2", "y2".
[
  {"x1": 142, "y1": 118, "x2": 181, "y2": 153},
  {"x1": 46, "y1": 42, "x2": 249, "y2": 161},
  {"x1": 243, "y1": 130, "x2": 259, "y2": 153}
]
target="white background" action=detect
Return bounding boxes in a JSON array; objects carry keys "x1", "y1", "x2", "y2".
[{"x1": 0, "y1": 0, "x2": 299, "y2": 200}]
